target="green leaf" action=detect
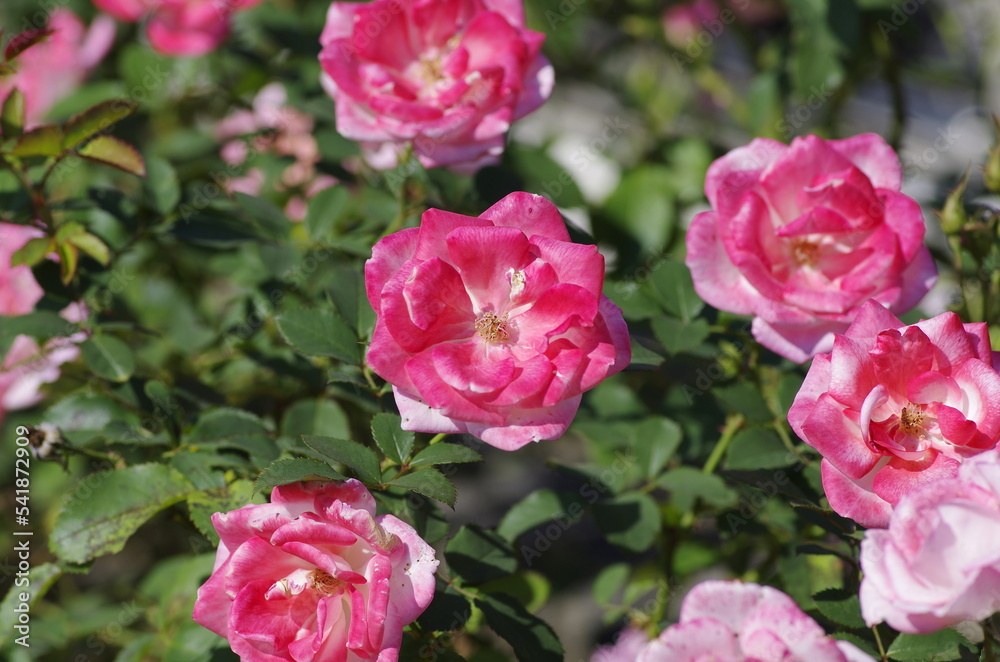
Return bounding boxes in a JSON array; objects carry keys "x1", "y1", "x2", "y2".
[
  {"x1": 304, "y1": 185, "x2": 350, "y2": 243},
  {"x1": 50, "y1": 464, "x2": 193, "y2": 563},
  {"x1": 62, "y1": 99, "x2": 138, "y2": 150},
  {"x1": 714, "y1": 382, "x2": 773, "y2": 423},
  {"x1": 186, "y1": 479, "x2": 260, "y2": 542},
  {"x1": 303, "y1": 435, "x2": 381, "y2": 484},
  {"x1": 0, "y1": 310, "x2": 73, "y2": 355},
  {"x1": 371, "y1": 413, "x2": 414, "y2": 465},
  {"x1": 276, "y1": 308, "x2": 360, "y2": 363},
  {"x1": 658, "y1": 467, "x2": 737, "y2": 511},
  {"x1": 648, "y1": 259, "x2": 704, "y2": 322},
  {"x1": 10, "y1": 236, "x2": 52, "y2": 268},
  {"x1": 11, "y1": 124, "x2": 64, "y2": 157},
  {"x1": 66, "y1": 230, "x2": 111, "y2": 265},
  {"x1": 281, "y1": 399, "x2": 351, "y2": 440},
  {"x1": 234, "y1": 192, "x2": 290, "y2": 239},
  {"x1": 80, "y1": 334, "x2": 135, "y2": 382},
  {"x1": 652, "y1": 316, "x2": 710, "y2": 355},
  {"x1": 188, "y1": 408, "x2": 278, "y2": 464},
  {"x1": 787, "y1": 0, "x2": 844, "y2": 106},
  {"x1": 143, "y1": 157, "x2": 180, "y2": 215},
  {"x1": 446, "y1": 525, "x2": 518, "y2": 584},
  {"x1": 592, "y1": 562, "x2": 630, "y2": 605},
  {"x1": 480, "y1": 571, "x2": 551, "y2": 613},
  {"x1": 409, "y1": 443, "x2": 482, "y2": 468},
  {"x1": 476, "y1": 592, "x2": 564, "y2": 662},
  {"x1": 885, "y1": 629, "x2": 975, "y2": 661},
  {"x1": 390, "y1": 468, "x2": 457, "y2": 507},
  {"x1": 77, "y1": 135, "x2": 146, "y2": 176},
  {"x1": 1, "y1": 87, "x2": 25, "y2": 138},
  {"x1": 634, "y1": 416, "x2": 682, "y2": 481},
  {"x1": 497, "y1": 489, "x2": 583, "y2": 543},
  {"x1": 725, "y1": 427, "x2": 792, "y2": 470},
  {"x1": 0, "y1": 562, "x2": 61, "y2": 649},
  {"x1": 812, "y1": 587, "x2": 865, "y2": 630},
  {"x1": 254, "y1": 458, "x2": 345, "y2": 495},
  {"x1": 416, "y1": 578, "x2": 473, "y2": 632},
  {"x1": 591, "y1": 492, "x2": 661, "y2": 553}
]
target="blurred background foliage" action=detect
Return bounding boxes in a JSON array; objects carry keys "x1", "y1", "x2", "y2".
[{"x1": 0, "y1": 0, "x2": 998, "y2": 660}]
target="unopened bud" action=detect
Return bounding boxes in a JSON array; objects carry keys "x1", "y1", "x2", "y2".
[
  {"x1": 984, "y1": 118, "x2": 1000, "y2": 193},
  {"x1": 936, "y1": 170, "x2": 968, "y2": 235}
]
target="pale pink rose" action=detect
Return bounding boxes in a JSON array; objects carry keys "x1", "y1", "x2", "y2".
[
  {"x1": 591, "y1": 626, "x2": 649, "y2": 662},
  {"x1": 193, "y1": 480, "x2": 438, "y2": 662},
  {"x1": 661, "y1": 0, "x2": 719, "y2": 50},
  {"x1": 0, "y1": 10, "x2": 115, "y2": 128},
  {"x1": 318, "y1": 0, "x2": 554, "y2": 173},
  {"x1": 860, "y1": 452, "x2": 1000, "y2": 633},
  {"x1": 0, "y1": 223, "x2": 79, "y2": 422},
  {"x1": 93, "y1": 0, "x2": 262, "y2": 56},
  {"x1": 788, "y1": 300, "x2": 1000, "y2": 528},
  {"x1": 685, "y1": 134, "x2": 937, "y2": 363},
  {"x1": 639, "y1": 581, "x2": 874, "y2": 662},
  {"x1": 216, "y1": 83, "x2": 337, "y2": 222},
  {"x1": 365, "y1": 192, "x2": 631, "y2": 450}
]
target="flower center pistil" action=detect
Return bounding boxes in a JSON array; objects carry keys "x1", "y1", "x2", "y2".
[
  {"x1": 898, "y1": 403, "x2": 926, "y2": 436},
  {"x1": 474, "y1": 312, "x2": 509, "y2": 342},
  {"x1": 791, "y1": 238, "x2": 820, "y2": 266},
  {"x1": 310, "y1": 569, "x2": 344, "y2": 597}
]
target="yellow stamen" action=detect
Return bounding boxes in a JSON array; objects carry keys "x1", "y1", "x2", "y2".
[{"x1": 474, "y1": 312, "x2": 509, "y2": 342}]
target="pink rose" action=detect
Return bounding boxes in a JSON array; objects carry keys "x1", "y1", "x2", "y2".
[
  {"x1": 193, "y1": 480, "x2": 438, "y2": 661},
  {"x1": 318, "y1": 0, "x2": 554, "y2": 173},
  {"x1": 661, "y1": 0, "x2": 719, "y2": 50},
  {"x1": 0, "y1": 223, "x2": 78, "y2": 422},
  {"x1": 93, "y1": 0, "x2": 262, "y2": 56},
  {"x1": 788, "y1": 300, "x2": 1000, "y2": 528},
  {"x1": 860, "y1": 452, "x2": 1000, "y2": 633},
  {"x1": 365, "y1": 192, "x2": 630, "y2": 450},
  {"x1": 639, "y1": 581, "x2": 874, "y2": 662},
  {"x1": 591, "y1": 626, "x2": 649, "y2": 662},
  {"x1": 0, "y1": 10, "x2": 114, "y2": 128},
  {"x1": 685, "y1": 133, "x2": 937, "y2": 363}
]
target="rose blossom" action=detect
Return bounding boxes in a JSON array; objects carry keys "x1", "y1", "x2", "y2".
[
  {"x1": 365, "y1": 192, "x2": 630, "y2": 450},
  {"x1": 860, "y1": 452, "x2": 1000, "y2": 633},
  {"x1": 685, "y1": 133, "x2": 937, "y2": 363},
  {"x1": 0, "y1": 9, "x2": 115, "y2": 128},
  {"x1": 661, "y1": 0, "x2": 719, "y2": 50},
  {"x1": 193, "y1": 480, "x2": 438, "y2": 661},
  {"x1": 216, "y1": 83, "x2": 337, "y2": 221},
  {"x1": 788, "y1": 300, "x2": 1000, "y2": 528},
  {"x1": 0, "y1": 223, "x2": 79, "y2": 423},
  {"x1": 92, "y1": 0, "x2": 262, "y2": 56},
  {"x1": 318, "y1": 0, "x2": 554, "y2": 173},
  {"x1": 637, "y1": 580, "x2": 874, "y2": 661},
  {"x1": 591, "y1": 626, "x2": 649, "y2": 662}
]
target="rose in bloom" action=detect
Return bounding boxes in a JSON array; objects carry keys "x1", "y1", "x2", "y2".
[
  {"x1": 0, "y1": 10, "x2": 115, "y2": 128},
  {"x1": 92, "y1": 0, "x2": 262, "y2": 56},
  {"x1": 318, "y1": 0, "x2": 553, "y2": 173},
  {"x1": 788, "y1": 300, "x2": 1000, "y2": 528},
  {"x1": 637, "y1": 581, "x2": 874, "y2": 661},
  {"x1": 861, "y1": 452, "x2": 1000, "y2": 633},
  {"x1": 590, "y1": 626, "x2": 649, "y2": 662},
  {"x1": 216, "y1": 83, "x2": 337, "y2": 221},
  {"x1": 0, "y1": 223, "x2": 79, "y2": 423},
  {"x1": 685, "y1": 133, "x2": 937, "y2": 363},
  {"x1": 365, "y1": 192, "x2": 630, "y2": 450},
  {"x1": 661, "y1": 0, "x2": 719, "y2": 50},
  {"x1": 193, "y1": 480, "x2": 438, "y2": 661}
]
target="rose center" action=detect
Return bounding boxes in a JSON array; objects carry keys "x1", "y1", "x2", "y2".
[
  {"x1": 310, "y1": 569, "x2": 344, "y2": 597},
  {"x1": 898, "y1": 403, "x2": 926, "y2": 436},
  {"x1": 474, "y1": 312, "x2": 509, "y2": 342},
  {"x1": 790, "y1": 238, "x2": 820, "y2": 266}
]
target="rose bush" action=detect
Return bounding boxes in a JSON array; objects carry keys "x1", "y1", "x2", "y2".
[
  {"x1": 685, "y1": 133, "x2": 937, "y2": 362},
  {"x1": 0, "y1": 9, "x2": 114, "y2": 127},
  {"x1": 318, "y1": 0, "x2": 553, "y2": 172},
  {"x1": 193, "y1": 480, "x2": 438, "y2": 661},
  {"x1": 635, "y1": 580, "x2": 874, "y2": 661},
  {"x1": 365, "y1": 192, "x2": 630, "y2": 450},
  {"x1": 788, "y1": 300, "x2": 1000, "y2": 528},
  {"x1": 92, "y1": 0, "x2": 263, "y2": 56},
  {"x1": 861, "y1": 452, "x2": 1000, "y2": 634}
]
